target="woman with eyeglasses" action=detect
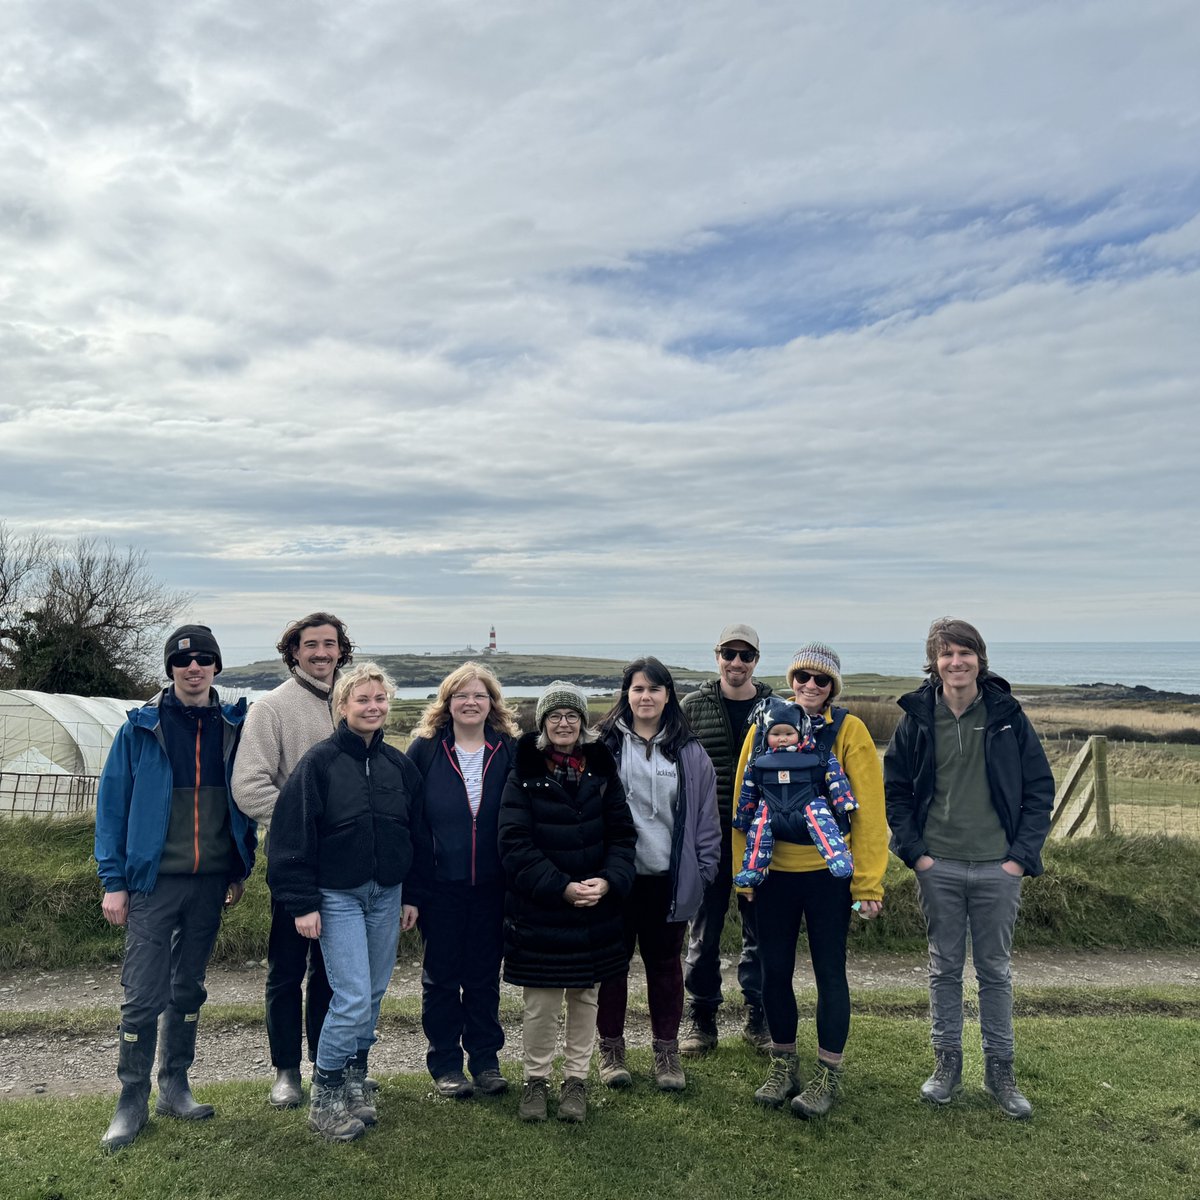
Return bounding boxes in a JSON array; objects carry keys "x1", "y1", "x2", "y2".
[
  {"x1": 497, "y1": 681, "x2": 636, "y2": 1124},
  {"x1": 593, "y1": 657, "x2": 720, "y2": 1092},
  {"x1": 405, "y1": 663, "x2": 519, "y2": 1101},
  {"x1": 733, "y1": 642, "x2": 887, "y2": 1120}
]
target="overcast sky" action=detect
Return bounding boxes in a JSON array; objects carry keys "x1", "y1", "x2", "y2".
[{"x1": 3, "y1": 0, "x2": 1198, "y2": 659}]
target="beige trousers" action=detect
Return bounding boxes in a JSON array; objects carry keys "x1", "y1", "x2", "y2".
[{"x1": 521, "y1": 985, "x2": 600, "y2": 1080}]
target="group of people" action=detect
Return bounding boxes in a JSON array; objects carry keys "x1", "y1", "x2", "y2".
[{"x1": 94, "y1": 612, "x2": 1053, "y2": 1148}]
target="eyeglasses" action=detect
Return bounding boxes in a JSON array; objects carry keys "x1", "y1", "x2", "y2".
[
  {"x1": 718, "y1": 648, "x2": 758, "y2": 664},
  {"x1": 545, "y1": 711, "x2": 581, "y2": 726},
  {"x1": 794, "y1": 670, "x2": 832, "y2": 688},
  {"x1": 451, "y1": 692, "x2": 490, "y2": 704},
  {"x1": 171, "y1": 653, "x2": 216, "y2": 669}
]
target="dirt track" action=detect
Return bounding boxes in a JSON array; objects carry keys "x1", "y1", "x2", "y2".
[{"x1": 3, "y1": 949, "x2": 1198, "y2": 1102}]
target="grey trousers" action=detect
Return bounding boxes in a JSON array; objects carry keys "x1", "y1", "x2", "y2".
[
  {"x1": 121, "y1": 874, "x2": 227, "y2": 1029},
  {"x1": 915, "y1": 857, "x2": 1023, "y2": 1059}
]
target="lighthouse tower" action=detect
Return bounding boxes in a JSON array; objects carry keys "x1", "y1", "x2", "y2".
[{"x1": 488, "y1": 624, "x2": 497, "y2": 653}]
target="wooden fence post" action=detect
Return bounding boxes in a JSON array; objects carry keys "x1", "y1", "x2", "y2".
[{"x1": 1091, "y1": 735, "x2": 1111, "y2": 835}]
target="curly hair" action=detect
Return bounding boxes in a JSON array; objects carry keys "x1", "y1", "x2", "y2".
[
  {"x1": 276, "y1": 612, "x2": 354, "y2": 673},
  {"x1": 923, "y1": 616, "x2": 989, "y2": 680},
  {"x1": 411, "y1": 661, "x2": 520, "y2": 740},
  {"x1": 332, "y1": 661, "x2": 396, "y2": 714}
]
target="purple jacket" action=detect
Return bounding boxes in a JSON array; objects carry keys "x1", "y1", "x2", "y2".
[{"x1": 602, "y1": 732, "x2": 721, "y2": 922}]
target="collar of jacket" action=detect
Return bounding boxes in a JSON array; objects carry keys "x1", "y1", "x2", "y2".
[
  {"x1": 292, "y1": 665, "x2": 337, "y2": 703},
  {"x1": 898, "y1": 674, "x2": 1016, "y2": 726},
  {"x1": 127, "y1": 687, "x2": 246, "y2": 731},
  {"x1": 332, "y1": 719, "x2": 385, "y2": 759},
  {"x1": 513, "y1": 730, "x2": 616, "y2": 780}
]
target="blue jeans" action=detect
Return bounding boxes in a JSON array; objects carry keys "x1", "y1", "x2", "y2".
[
  {"x1": 916, "y1": 858, "x2": 1024, "y2": 1059},
  {"x1": 315, "y1": 882, "x2": 402, "y2": 1073}
]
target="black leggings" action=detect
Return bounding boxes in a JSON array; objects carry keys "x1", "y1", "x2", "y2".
[{"x1": 754, "y1": 869, "x2": 852, "y2": 1053}]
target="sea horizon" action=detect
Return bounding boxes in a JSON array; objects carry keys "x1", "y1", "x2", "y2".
[{"x1": 220, "y1": 640, "x2": 1200, "y2": 696}]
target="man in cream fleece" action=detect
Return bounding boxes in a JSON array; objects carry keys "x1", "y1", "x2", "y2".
[{"x1": 232, "y1": 612, "x2": 353, "y2": 1108}]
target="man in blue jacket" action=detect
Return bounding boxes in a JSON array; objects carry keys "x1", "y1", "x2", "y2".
[
  {"x1": 884, "y1": 617, "x2": 1053, "y2": 1119},
  {"x1": 94, "y1": 624, "x2": 256, "y2": 1151}
]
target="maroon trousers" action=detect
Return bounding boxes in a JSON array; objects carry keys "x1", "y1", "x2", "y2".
[{"x1": 596, "y1": 874, "x2": 687, "y2": 1042}]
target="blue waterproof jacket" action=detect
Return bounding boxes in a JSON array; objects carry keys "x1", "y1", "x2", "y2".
[{"x1": 94, "y1": 690, "x2": 256, "y2": 894}]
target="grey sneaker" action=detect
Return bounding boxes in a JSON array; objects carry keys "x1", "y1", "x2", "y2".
[
  {"x1": 679, "y1": 1009, "x2": 719, "y2": 1058},
  {"x1": 652, "y1": 1039, "x2": 686, "y2": 1092},
  {"x1": 433, "y1": 1071, "x2": 474, "y2": 1100},
  {"x1": 742, "y1": 1005, "x2": 771, "y2": 1055},
  {"x1": 518, "y1": 1077, "x2": 549, "y2": 1122},
  {"x1": 557, "y1": 1076, "x2": 588, "y2": 1123},
  {"x1": 754, "y1": 1052, "x2": 800, "y2": 1107},
  {"x1": 790, "y1": 1059, "x2": 844, "y2": 1118},
  {"x1": 598, "y1": 1037, "x2": 632, "y2": 1088},
  {"x1": 920, "y1": 1048, "x2": 963, "y2": 1105},
  {"x1": 984, "y1": 1056, "x2": 1033, "y2": 1119}
]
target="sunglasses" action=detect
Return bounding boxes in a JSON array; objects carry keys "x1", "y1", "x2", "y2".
[
  {"x1": 718, "y1": 648, "x2": 758, "y2": 664},
  {"x1": 794, "y1": 670, "x2": 832, "y2": 688},
  {"x1": 171, "y1": 653, "x2": 216, "y2": 668}
]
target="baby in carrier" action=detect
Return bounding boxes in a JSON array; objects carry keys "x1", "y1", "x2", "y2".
[{"x1": 733, "y1": 697, "x2": 858, "y2": 887}]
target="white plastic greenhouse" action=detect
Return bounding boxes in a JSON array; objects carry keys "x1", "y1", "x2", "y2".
[{"x1": 0, "y1": 689, "x2": 138, "y2": 818}]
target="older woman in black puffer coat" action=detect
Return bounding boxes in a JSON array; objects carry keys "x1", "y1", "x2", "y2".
[{"x1": 498, "y1": 680, "x2": 635, "y2": 1126}]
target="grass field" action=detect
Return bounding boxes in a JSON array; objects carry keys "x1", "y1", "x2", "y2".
[{"x1": 1, "y1": 1015, "x2": 1196, "y2": 1200}]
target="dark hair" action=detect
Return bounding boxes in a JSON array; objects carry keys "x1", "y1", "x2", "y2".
[
  {"x1": 598, "y1": 656, "x2": 693, "y2": 761},
  {"x1": 276, "y1": 612, "x2": 354, "y2": 673},
  {"x1": 923, "y1": 616, "x2": 989, "y2": 680}
]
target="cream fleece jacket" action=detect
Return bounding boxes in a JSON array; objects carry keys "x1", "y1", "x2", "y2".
[{"x1": 231, "y1": 673, "x2": 337, "y2": 830}]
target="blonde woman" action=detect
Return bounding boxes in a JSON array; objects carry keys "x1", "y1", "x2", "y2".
[
  {"x1": 269, "y1": 663, "x2": 428, "y2": 1142},
  {"x1": 406, "y1": 663, "x2": 519, "y2": 1100}
]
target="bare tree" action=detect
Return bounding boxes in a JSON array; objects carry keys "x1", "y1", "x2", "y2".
[{"x1": 0, "y1": 523, "x2": 190, "y2": 695}]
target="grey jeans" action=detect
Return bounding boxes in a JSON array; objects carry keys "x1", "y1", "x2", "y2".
[{"x1": 915, "y1": 857, "x2": 1023, "y2": 1059}]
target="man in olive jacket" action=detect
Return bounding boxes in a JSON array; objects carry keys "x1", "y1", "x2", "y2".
[
  {"x1": 884, "y1": 617, "x2": 1054, "y2": 1119},
  {"x1": 678, "y1": 622, "x2": 775, "y2": 1055}
]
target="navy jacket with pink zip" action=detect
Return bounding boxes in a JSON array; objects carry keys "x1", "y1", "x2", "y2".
[{"x1": 404, "y1": 723, "x2": 513, "y2": 908}]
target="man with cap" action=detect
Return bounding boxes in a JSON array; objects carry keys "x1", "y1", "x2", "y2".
[
  {"x1": 678, "y1": 623, "x2": 775, "y2": 1055},
  {"x1": 94, "y1": 624, "x2": 256, "y2": 1151},
  {"x1": 231, "y1": 612, "x2": 353, "y2": 1108}
]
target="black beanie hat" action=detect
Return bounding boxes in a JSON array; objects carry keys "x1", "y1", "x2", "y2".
[{"x1": 164, "y1": 624, "x2": 223, "y2": 676}]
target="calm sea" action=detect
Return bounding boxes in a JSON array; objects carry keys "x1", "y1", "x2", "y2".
[{"x1": 224, "y1": 641, "x2": 1200, "y2": 696}]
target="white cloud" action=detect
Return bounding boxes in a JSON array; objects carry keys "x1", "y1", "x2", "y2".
[{"x1": 2, "y1": 0, "x2": 1198, "y2": 654}]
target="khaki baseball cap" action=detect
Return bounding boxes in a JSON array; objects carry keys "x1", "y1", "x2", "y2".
[{"x1": 715, "y1": 623, "x2": 760, "y2": 652}]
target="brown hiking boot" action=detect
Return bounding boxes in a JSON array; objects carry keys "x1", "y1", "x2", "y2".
[
  {"x1": 598, "y1": 1037, "x2": 632, "y2": 1088},
  {"x1": 557, "y1": 1076, "x2": 588, "y2": 1123},
  {"x1": 679, "y1": 1008, "x2": 719, "y2": 1058},
  {"x1": 652, "y1": 1039, "x2": 686, "y2": 1092}
]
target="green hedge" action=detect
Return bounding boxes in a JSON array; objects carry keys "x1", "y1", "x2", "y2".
[{"x1": 2, "y1": 816, "x2": 1198, "y2": 969}]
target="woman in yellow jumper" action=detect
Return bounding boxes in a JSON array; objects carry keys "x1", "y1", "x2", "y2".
[{"x1": 734, "y1": 641, "x2": 887, "y2": 1118}]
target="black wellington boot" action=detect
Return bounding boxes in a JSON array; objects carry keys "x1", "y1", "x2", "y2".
[
  {"x1": 101, "y1": 1023, "x2": 157, "y2": 1151},
  {"x1": 155, "y1": 1007, "x2": 215, "y2": 1120}
]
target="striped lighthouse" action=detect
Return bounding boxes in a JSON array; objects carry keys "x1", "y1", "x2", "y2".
[{"x1": 488, "y1": 624, "x2": 497, "y2": 653}]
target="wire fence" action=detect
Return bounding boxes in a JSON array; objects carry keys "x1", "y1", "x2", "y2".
[{"x1": 1042, "y1": 734, "x2": 1200, "y2": 839}]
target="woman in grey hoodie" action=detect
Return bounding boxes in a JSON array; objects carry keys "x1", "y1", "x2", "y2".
[{"x1": 595, "y1": 657, "x2": 721, "y2": 1092}]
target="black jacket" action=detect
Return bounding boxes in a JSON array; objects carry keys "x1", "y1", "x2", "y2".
[
  {"x1": 405, "y1": 723, "x2": 513, "y2": 907},
  {"x1": 883, "y1": 675, "x2": 1055, "y2": 877},
  {"x1": 268, "y1": 721, "x2": 427, "y2": 916},
  {"x1": 497, "y1": 733, "x2": 636, "y2": 989}
]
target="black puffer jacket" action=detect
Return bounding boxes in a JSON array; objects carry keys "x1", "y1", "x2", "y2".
[
  {"x1": 883, "y1": 675, "x2": 1055, "y2": 877},
  {"x1": 268, "y1": 721, "x2": 427, "y2": 917},
  {"x1": 680, "y1": 678, "x2": 775, "y2": 829},
  {"x1": 498, "y1": 733, "x2": 636, "y2": 989}
]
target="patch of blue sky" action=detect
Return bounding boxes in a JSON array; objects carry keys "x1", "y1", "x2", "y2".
[{"x1": 580, "y1": 192, "x2": 1200, "y2": 355}]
